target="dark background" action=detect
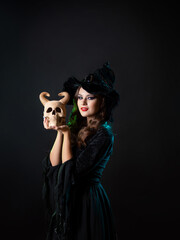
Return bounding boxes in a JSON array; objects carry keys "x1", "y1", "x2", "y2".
[{"x1": 0, "y1": 1, "x2": 179, "y2": 239}]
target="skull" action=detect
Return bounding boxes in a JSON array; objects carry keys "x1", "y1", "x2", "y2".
[{"x1": 39, "y1": 91, "x2": 70, "y2": 127}]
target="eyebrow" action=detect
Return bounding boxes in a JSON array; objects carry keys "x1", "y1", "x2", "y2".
[{"x1": 77, "y1": 94, "x2": 95, "y2": 97}]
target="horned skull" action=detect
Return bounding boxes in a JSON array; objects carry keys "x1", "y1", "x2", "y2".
[{"x1": 39, "y1": 91, "x2": 70, "y2": 127}]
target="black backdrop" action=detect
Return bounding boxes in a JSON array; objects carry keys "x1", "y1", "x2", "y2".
[{"x1": 1, "y1": 1, "x2": 179, "y2": 239}]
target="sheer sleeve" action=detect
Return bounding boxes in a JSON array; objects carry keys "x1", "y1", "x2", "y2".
[
  {"x1": 42, "y1": 150, "x2": 76, "y2": 239},
  {"x1": 42, "y1": 151, "x2": 62, "y2": 212},
  {"x1": 42, "y1": 126, "x2": 114, "y2": 239}
]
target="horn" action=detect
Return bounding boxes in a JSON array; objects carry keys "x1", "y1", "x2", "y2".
[
  {"x1": 58, "y1": 92, "x2": 70, "y2": 105},
  {"x1": 39, "y1": 92, "x2": 50, "y2": 106}
]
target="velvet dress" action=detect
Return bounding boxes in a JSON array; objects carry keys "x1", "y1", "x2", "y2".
[{"x1": 42, "y1": 123, "x2": 118, "y2": 240}]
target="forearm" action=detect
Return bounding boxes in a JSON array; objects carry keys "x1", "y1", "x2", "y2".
[
  {"x1": 62, "y1": 131, "x2": 73, "y2": 164},
  {"x1": 50, "y1": 131, "x2": 63, "y2": 166}
]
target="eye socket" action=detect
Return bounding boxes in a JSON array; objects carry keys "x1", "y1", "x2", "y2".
[
  {"x1": 77, "y1": 96, "x2": 96, "y2": 100},
  {"x1": 46, "y1": 107, "x2": 52, "y2": 113},
  {"x1": 56, "y1": 107, "x2": 61, "y2": 112},
  {"x1": 87, "y1": 96, "x2": 96, "y2": 100}
]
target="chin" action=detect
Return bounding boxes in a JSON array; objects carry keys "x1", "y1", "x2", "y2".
[
  {"x1": 80, "y1": 111, "x2": 89, "y2": 117},
  {"x1": 79, "y1": 109, "x2": 94, "y2": 117}
]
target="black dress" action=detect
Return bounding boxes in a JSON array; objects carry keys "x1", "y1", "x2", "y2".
[{"x1": 42, "y1": 123, "x2": 118, "y2": 240}]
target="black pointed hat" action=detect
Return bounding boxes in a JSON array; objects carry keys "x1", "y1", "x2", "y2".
[{"x1": 62, "y1": 62, "x2": 120, "y2": 121}]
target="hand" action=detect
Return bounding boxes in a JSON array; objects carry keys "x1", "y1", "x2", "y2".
[
  {"x1": 43, "y1": 117, "x2": 56, "y2": 130},
  {"x1": 56, "y1": 125, "x2": 70, "y2": 135},
  {"x1": 43, "y1": 117, "x2": 70, "y2": 134}
]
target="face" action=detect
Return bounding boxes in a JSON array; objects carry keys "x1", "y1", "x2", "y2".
[{"x1": 77, "y1": 87, "x2": 101, "y2": 119}]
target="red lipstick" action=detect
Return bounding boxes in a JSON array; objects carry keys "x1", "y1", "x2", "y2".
[{"x1": 81, "y1": 107, "x2": 88, "y2": 111}]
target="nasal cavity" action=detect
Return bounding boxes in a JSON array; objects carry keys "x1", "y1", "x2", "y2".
[{"x1": 52, "y1": 110, "x2": 56, "y2": 115}]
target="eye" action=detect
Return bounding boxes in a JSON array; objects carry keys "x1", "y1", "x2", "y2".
[
  {"x1": 56, "y1": 107, "x2": 61, "y2": 112},
  {"x1": 87, "y1": 96, "x2": 96, "y2": 100},
  {"x1": 78, "y1": 96, "x2": 83, "y2": 100},
  {"x1": 46, "y1": 107, "x2": 52, "y2": 113}
]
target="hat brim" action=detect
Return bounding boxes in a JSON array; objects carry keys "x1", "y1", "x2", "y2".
[
  {"x1": 77, "y1": 81, "x2": 111, "y2": 95},
  {"x1": 62, "y1": 77, "x2": 119, "y2": 108}
]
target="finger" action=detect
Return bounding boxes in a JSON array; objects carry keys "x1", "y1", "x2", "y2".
[
  {"x1": 43, "y1": 118, "x2": 51, "y2": 129},
  {"x1": 59, "y1": 125, "x2": 67, "y2": 128},
  {"x1": 43, "y1": 121, "x2": 48, "y2": 129},
  {"x1": 50, "y1": 125, "x2": 56, "y2": 129},
  {"x1": 43, "y1": 119, "x2": 47, "y2": 125},
  {"x1": 56, "y1": 127, "x2": 62, "y2": 131},
  {"x1": 57, "y1": 126, "x2": 63, "y2": 130}
]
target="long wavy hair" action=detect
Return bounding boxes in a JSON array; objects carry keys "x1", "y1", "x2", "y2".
[{"x1": 67, "y1": 87, "x2": 108, "y2": 148}]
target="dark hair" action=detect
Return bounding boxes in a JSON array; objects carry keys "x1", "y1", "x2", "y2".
[{"x1": 67, "y1": 87, "x2": 108, "y2": 148}]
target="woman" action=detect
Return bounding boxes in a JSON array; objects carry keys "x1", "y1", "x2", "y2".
[{"x1": 42, "y1": 62, "x2": 120, "y2": 240}]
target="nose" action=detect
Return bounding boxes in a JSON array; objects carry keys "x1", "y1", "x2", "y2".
[
  {"x1": 82, "y1": 98, "x2": 87, "y2": 105},
  {"x1": 52, "y1": 110, "x2": 56, "y2": 115}
]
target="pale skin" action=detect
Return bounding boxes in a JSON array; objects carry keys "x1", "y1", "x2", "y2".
[{"x1": 43, "y1": 87, "x2": 102, "y2": 166}]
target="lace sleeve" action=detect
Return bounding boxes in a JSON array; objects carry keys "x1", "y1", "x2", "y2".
[{"x1": 75, "y1": 126, "x2": 114, "y2": 175}]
